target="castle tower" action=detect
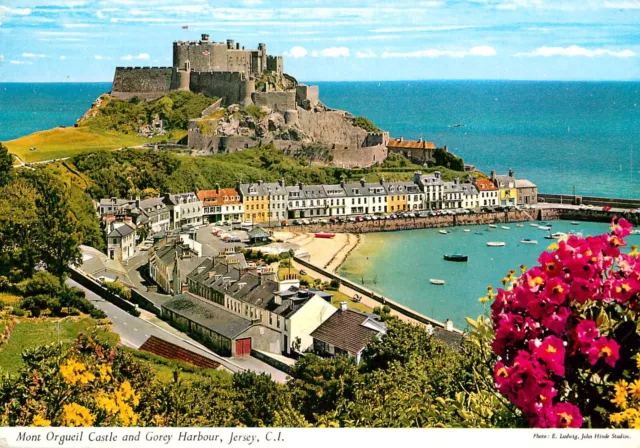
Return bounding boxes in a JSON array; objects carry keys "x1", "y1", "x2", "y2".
[
  {"x1": 258, "y1": 43, "x2": 267, "y2": 73},
  {"x1": 241, "y1": 76, "x2": 255, "y2": 106}
]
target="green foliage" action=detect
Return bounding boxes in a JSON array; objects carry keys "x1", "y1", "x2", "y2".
[
  {"x1": 103, "y1": 281, "x2": 131, "y2": 301},
  {"x1": 353, "y1": 117, "x2": 381, "y2": 133},
  {"x1": 328, "y1": 279, "x2": 341, "y2": 290},
  {"x1": 433, "y1": 147, "x2": 465, "y2": 171},
  {"x1": 0, "y1": 142, "x2": 13, "y2": 188},
  {"x1": 84, "y1": 91, "x2": 217, "y2": 135},
  {"x1": 244, "y1": 104, "x2": 267, "y2": 119}
]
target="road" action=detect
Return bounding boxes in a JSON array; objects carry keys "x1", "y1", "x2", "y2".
[{"x1": 67, "y1": 278, "x2": 289, "y2": 383}]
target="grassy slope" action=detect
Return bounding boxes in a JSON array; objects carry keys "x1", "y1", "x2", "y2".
[{"x1": 0, "y1": 317, "x2": 119, "y2": 374}]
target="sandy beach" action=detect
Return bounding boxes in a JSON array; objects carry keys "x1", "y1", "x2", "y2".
[{"x1": 270, "y1": 231, "x2": 360, "y2": 273}]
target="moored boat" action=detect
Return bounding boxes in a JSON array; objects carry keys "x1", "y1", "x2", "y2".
[
  {"x1": 487, "y1": 242, "x2": 506, "y2": 247},
  {"x1": 474, "y1": 232, "x2": 484, "y2": 235},
  {"x1": 501, "y1": 226, "x2": 510, "y2": 230},
  {"x1": 489, "y1": 224, "x2": 498, "y2": 229},
  {"x1": 444, "y1": 254, "x2": 468, "y2": 262},
  {"x1": 539, "y1": 226, "x2": 552, "y2": 231},
  {"x1": 545, "y1": 232, "x2": 568, "y2": 240},
  {"x1": 439, "y1": 229, "x2": 448, "y2": 234},
  {"x1": 520, "y1": 239, "x2": 538, "y2": 244},
  {"x1": 530, "y1": 223, "x2": 539, "y2": 227},
  {"x1": 464, "y1": 229, "x2": 471, "y2": 232},
  {"x1": 571, "y1": 221, "x2": 580, "y2": 225},
  {"x1": 314, "y1": 233, "x2": 336, "y2": 239},
  {"x1": 630, "y1": 229, "x2": 640, "y2": 235},
  {"x1": 516, "y1": 224, "x2": 524, "y2": 227},
  {"x1": 430, "y1": 279, "x2": 446, "y2": 285}
]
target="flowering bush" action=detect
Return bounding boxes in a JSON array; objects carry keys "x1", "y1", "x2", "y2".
[{"x1": 487, "y1": 217, "x2": 640, "y2": 428}]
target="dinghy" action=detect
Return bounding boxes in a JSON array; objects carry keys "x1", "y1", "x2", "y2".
[
  {"x1": 501, "y1": 226, "x2": 510, "y2": 230},
  {"x1": 439, "y1": 229, "x2": 448, "y2": 234},
  {"x1": 487, "y1": 242, "x2": 506, "y2": 247},
  {"x1": 430, "y1": 279, "x2": 445, "y2": 285},
  {"x1": 520, "y1": 239, "x2": 538, "y2": 244}
]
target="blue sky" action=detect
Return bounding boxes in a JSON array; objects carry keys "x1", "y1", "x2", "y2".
[{"x1": 0, "y1": 0, "x2": 639, "y2": 82}]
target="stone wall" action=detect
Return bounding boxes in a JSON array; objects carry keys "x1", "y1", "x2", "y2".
[
  {"x1": 539, "y1": 194, "x2": 640, "y2": 210},
  {"x1": 173, "y1": 40, "x2": 261, "y2": 76},
  {"x1": 199, "y1": 98, "x2": 224, "y2": 117},
  {"x1": 297, "y1": 108, "x2": 368, "y2": 147},
  {"x1": 190, "y1": 71, "x2": 252, "y2": 106},
  {"x1": 111, "y1": 67, "x2": 173, "y2": 101},
  {"x1": 296, "y1": 85, "x2": 319, "y2": 108},
  {"x1": 252, "y1": 91, "x2": 297, "y2": 112},
  {"x1": 387, "y1": 146, "x2": 436, "y2": 164},
  {"x1": 330, "y1": 144, "x2": 388, "y2": 168}
]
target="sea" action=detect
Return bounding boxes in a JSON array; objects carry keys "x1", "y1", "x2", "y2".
[{"x1": 1, "y1": 81, "x2": 639, "y2": 327}]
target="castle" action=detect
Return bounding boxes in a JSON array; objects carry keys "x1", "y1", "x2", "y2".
[{"x1": 111, "y1": 34, "x2": 289, "y2": 105}]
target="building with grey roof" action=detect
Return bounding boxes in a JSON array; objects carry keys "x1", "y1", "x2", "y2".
[
  {"x1": 515, "y1": 178, "x2": 538, "y2": 205},
  {"x1": 164, "y1": 192, "x2": 203, "y2": 229},
  {"x1": 98, "y1": 197, "x2": 136, "y2": 216},
  {"x1": 106, "y1": 221, "x2": 137, "y2": 262},
  {"x1": 149, "y1": 237, "x2": 207, "y2": 295},
  {"x1": 460, "y1": 182, "x2": 481, "y2": 209},
  {"x1": 442, "y1": 178, "x2": 465, "y2": 209},
  {"x1": 491, "y1": 169, "x2": 517, "y2": 206},
  {"x1": 341, "y1": 178, "x2": 388, "y2": 215},
  {"x1": 413, "y1": 171, "x2": 444, "y2": 209},
  {"x1": 127, "y1": 197, "x2": 171, "y2": 234},
  {"x1": 322, "y1": 183, "x2": 348, "y2": 217},
  {"x1": 262, "y1": 180, "x2": 288, "y2": 224}
]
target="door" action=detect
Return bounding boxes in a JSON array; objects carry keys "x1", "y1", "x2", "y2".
[{"x1": 235, "y1": 338, "x2": 251, "y2": 356}]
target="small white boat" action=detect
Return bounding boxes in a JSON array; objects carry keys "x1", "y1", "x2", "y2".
[
  {"x1": 539, "y1": 226, "x2": 552, "y2": 231},
  {"x1": 501, "y1": 226, "x2": 510, "y2": 230},
  {"x1": 489, "y1": 224, "x2": 498, "y2": 229},
  {"x1": 430, "y1": 279, "x2": 445, "y2": 285},
  {"x1": 530, "y1": 223, "x2": 540, "y2": 227},
  {"x1": 516, "y1": 224, "x2": 524, "y2": 227},
  {"x1": 571, "y1": 221, "x2": 580, "y2": 225},
  {"x1": 439, "y1": 229, "x2": 448, "y2": 234},
  {"x1": 464, "y1": 229, "x2": 471, "y2": 232},
  {"x1": 568, "y1": 231, "x2": 583, "y2": 238},
  {"x1": 630, "y1": 230, "x2": 640, "y2": 235},
  {"x1": 487, "y1": 242, "x2": 506, "y2": 247},
  {"x1": 520, "y1": 239, "x2": 539, "y2": 244},
  {"x1": 545, "y1": 232, "x2": 568, "y2": 240}
]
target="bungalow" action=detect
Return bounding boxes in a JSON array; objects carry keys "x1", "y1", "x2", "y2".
[{"x1": 310, "y1": 304, "x2": 387, "y2": 364}]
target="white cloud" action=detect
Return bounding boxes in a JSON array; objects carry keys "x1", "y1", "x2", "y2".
[
  {"x1": 96, "y1": 10, "x2": 105, "y2": 18},
  {"x1": 370, "y1": 25, "x2": 475, "y2": 33},
  {"x1": 283, "y1": 46, "x2": 308, "y2": 58},
  {"x1": 382, "y1": 46, "x2": 496, "y2": 58},
  {"x1": 469, "y1": 45, "x2": 497, "y2": 56},
  {"x1": 121, "y1": 53, "x2": 150, "y2": 60},
  {"x1": 315, "y1": 47, "x2": 350, "y2": 58},
  {"x1": 515, "y1": 45, "x2": 636, "y2": 58},
  {"x1": 242, "y1": 0, "x2": 263, "y2": 5},
  {"x1": 356, "y1": 49, "x2": 377, "y2": 58},
  {"x1": 0, "y1": 55, "x2": 4, "y2": 62},
  {"x1": 63, "y1": 23, "x2": 91, "y2": 28},
  {"x1": 94, "y1": 54, "x2": 110, "y2": 60},
  {"x1": 0, "y1": 6, "x2": 32, "y2": 16},
  {"x1": 9, "y1": 60, "x2": 33, "y2": 65},
  {"x1": 603, "y1": 0, "x2": 640, "y2": 8},
  {"x1": 129, "y1": 8, "x2": 151, "y2": 15},
  {"x1": 59, "y1": 55, "x2": 66, "y2": 60},
  {"x1": 22, "y1": 52, "x2": 45, "y2": 58}
]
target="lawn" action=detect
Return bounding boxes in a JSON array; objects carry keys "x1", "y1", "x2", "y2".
[
  {"x1": 278, "y1": 266, "x2": 372, "y2": 313},
  {"x1": 4, "y1": 126, "x2": 150, "y2": 163},
  {"x1": 0, "y1": 317, "x2": 119, "y2": 374}
]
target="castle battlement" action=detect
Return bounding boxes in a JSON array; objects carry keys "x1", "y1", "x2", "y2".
[{"x1": 116, "y1": 66, "x2": 173, "y2": 70}]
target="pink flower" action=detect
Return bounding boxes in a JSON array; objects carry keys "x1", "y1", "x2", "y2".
[
  {"x1": 575, "y1": 320, "x2": 599, "y2": 346},
  {"x1": 610, "y1": 216, "x2": 632, "y2": 238},
  {"x1": 586, "y1": 337, "x2": 620, "y2": 368},
  {"x1": 533, "y1": 335, "x2": 566, "y2": 377},
  {"x1": 523, "y1": 268, "x2": 547, "y2": 293},
  {"x1": 545, "y1": 402, "x2": 583, "y2": 428},
  {"x1": 542, "y1": 306, "x2": 570, "y2": 336},
  {"x1": 569, "y1": 277, "x2": 596, "y2": 304},
  {"x1": 538, "y1": 251, "x2": 563, "y2": 278},
  {"x1": 543, "y1": 277, "x2": 570, "y2": 305}
]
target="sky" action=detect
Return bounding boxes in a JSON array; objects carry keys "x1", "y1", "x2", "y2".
[{"x1": 0, "y1": 0, "x2": 639, "y2": 82}]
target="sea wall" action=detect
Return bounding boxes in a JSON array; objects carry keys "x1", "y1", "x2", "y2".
[
  {"x1": 539, "y1": 194, "x2": 640, "y2": 210},
  {"x1": 111, "y1": 67, "x2": 173, "y2": 101}
]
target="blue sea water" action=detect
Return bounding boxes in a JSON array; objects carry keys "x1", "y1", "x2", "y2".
[
  {"x1": 1, "y1": 80, "x2": 639, "y2": 199},
  {"x1": 338, "y1": 221, "x2": 639, "y2": 328}
]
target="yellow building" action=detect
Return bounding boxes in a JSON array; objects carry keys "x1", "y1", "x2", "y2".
[
  {"x1": 491, "y1": 170, "x2": 518, "y2": 206},
  {"x1": 384, "y1": 181, "x2": 409, "y2": 213},
  {"x1": 239, "y1": 181, "x2": 269, "y2": 223}
]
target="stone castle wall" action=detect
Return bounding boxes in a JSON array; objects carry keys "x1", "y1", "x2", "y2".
[
  {"x1": 252, "y1": 91, "x2": 297, "y2": 112},
  {"x1": 111, "y1": 67, "x2": 173, "y2": 100},
  {"x1": 189, "y1": 72, "x2": 252, "y2": 106},
  {"x1": 296, "y1": 85, "x2": 319, "y2": 109},
  {"x1": 330, "y1": 145, "x2": 388, "y2": 168},
  {"x1": 173, "y1": 40, "x2": 265, "y2": 76},
  {"x1": 296, "y1": 108, "x2": 368, "y2": 147}
]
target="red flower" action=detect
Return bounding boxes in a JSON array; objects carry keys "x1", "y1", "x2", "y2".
[
  {"x1": 545, "y1": 402, "x2": 583, "y2": 428},
  {"x1": 538, "y1": 251, "x2": 562, "y2": 278},
  {"x1": 533, "y1": 335, "x2": 566, "y2": 377},
  {"x1": 569, "y1": 277, "x2": 597, "y2": 304},
  {"x1": 541, "y1": 306, "x2": 570, "y2": 336},
  {"x1": 543, "y1": 277, "x2": 570, "y2": 305},
  {"x1": 575, "y1": 319, "x2": 599, "y2": 346},
  {"x1": 586, "y1": 337, "x2": 620, "y2": 368},
  {"x1": 610, "y1": 216, "x2": 633, "y2": 238}
]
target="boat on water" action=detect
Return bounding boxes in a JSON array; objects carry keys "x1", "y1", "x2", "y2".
[
  {"x1": 545, "y1": 232, "x2": 568, "y2": 240},
  {"x1": 474, "y1": 232, "x2": 484, "y2": 236},
  {"x1": 501, "y1": 226, "x2": 510, "y2": 230},
  {"x1": 489, "y1": 224, "x2": 498, "y2": 229},
  {"x1": 539, "y1": 226, "x2": 552, "y2": 231},
  {"x1": 430, "y1": 279, "x2": 446, "y2": 285},
  {"x1": 568, "y1": 231, "x2": 583, "y2": 238},
  {"x1": 487, "y1": 242, "x2": 506, "y2": 247},
  {"x1": 314, "y1": 233, "x2": 335, "y2": 239},
  {"x1": 571, "y1": 221, "x2": 580, "y2": 225},
  {"x1": 439, "y1": 230, "x2": 448, "y2": 234},
  {"x1": 520, "y1": 239, "x2": 539, "y2": 244},
  {"x1": 448, "y1": 123, "x2": 465, "y2": 128},
  {"x1": 631, "y1": 230, "x2": 640, "y2": 235},
  {"x1": 464, "y1": 229, "x2": 471, "y2": 232},
  {"x1": 444, "y1": 254, "x2": 468, "y2": 262},
  {"x1": 530, "y1": 223, "x2": 540, "y2": 227},
  {"x1": 516, "y1": 224, "x2": 524, "y2": 227}
]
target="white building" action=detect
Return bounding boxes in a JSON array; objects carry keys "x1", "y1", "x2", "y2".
[
  {"x1": 414, "y1": 171, "x2": 444, "y2": 210},
  {"x1": 106, "y1": 221, "x2": 137, "y2": 262},
  {"x1": 342, "y1": 178, "x2": 388, "y2": 215},
  {"x1": 165, "y1": 192, "x2": 204, "y2": 229},
  {"x1": 442, "y1": 179, "x2": 465, "y2": 209},
  {"x1": 460, "y1": 183, "x2": 481, "y2": 209}
]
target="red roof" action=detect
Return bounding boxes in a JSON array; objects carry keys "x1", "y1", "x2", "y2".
[
  {"x1": 139, "y1": 336, "x2": 221, "y2": 369},
  {"x1": 388, "y1": 138, "x2": 436, "y2": 150},
  {"x1": 197, "y1": 188, "x2": 242, "y2": 207},
  {"x1": 476, "y1": 178, "x2": 499, "y2": 191}
]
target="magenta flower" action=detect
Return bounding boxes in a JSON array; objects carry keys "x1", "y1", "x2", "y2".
[
  {"x1": 538, "y1": 251, "x2": 562, "y2": 278},
  {"x1": 610, "y1": 216, "x2": 632, "y2": 238},
  {"x1": 533, "y1": 336, "x2": 566, "y2": 377},
  {"x1": 586, "y1": 337, "x2": 620, "y2": 368},
  {"x1": 545, "y1": 402, "x2": 583, "y2": 428},
  {"x1": 543, "y1": 277, "x2": 570, "y2": 306},
  {"x1": 541, "y1": 306, "x2": 570, "y2": 336},
  {"x1": 575, "y1": 320, "x2": 599, "y2": 346}
]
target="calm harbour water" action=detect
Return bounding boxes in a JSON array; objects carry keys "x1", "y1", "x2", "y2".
[{"x1": 337, "y1": 221, "x2": 639, "y2": 328}]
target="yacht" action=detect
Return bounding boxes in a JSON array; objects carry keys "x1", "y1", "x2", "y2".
[
  {"x1": 464, "y1": 229, "x2": 471, "y2": 232},
  {"x1": 516, "y1": 224, "x2": 524, "y2": 227},
  {"x1": 630, "y1": 230, "x2": 640, "y2": 235},
  {"x1": 539, "y1": 226, "x2": 552, "y2": 231},
  {"x1": 530, "y1": 223, "x2": 540, "y2": 227},
  {"x1": 444, "y1": 254, "x2": 468, "y2": 262},
  {"x1": 430, "y1": 279, "x2": 446, "y2": 285},
  {"x1": 487, "y1": 242, "x2": 506, "y2": 247},
  {"x1": 545, "y1": 232, "x2": 568, "y2": 240},
  {"x1": 439, "y1": 229, "x2": 448, "y2": 234},
  {"x1": 501, "y1": 226, "x2": 511, "y2": 230},
  {"x1": 489, "y1": 224, "x2": 498, "y2": 229}
]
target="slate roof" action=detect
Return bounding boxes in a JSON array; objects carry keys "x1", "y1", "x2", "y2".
[
  {"x1": 166, "y1": 192, "x2": 201, "y2": 205},
  {"x1": 310, "y1": 309, "x2": 386, "y2": 355},
  {"x1": 322, "y1": 184, "x2": 347, "y2": 198},
  {"x1": 495, "y1": 175, "x2": 516, "y2": 189},
  {"x1": 460, "y1": 184, "x2": 479, "y2": 197},
  {"x1": 107, "y1": 223, "x2": 135, "y2": 238},
  {"x1": 139, "y1": 336, "x2": 221, "y2": 369},
  {"x1": 262, "y1": 182, "x2": 288, "y2": 197},
  {"x1": 240, "y1": 182, "x2": 268, "y2": 197},
  {"x1": 342, "y1": 181, "x2": 387, "y2": 197},
  {"x1": 417, "y1": 172, "x2": 444, "y2": 187},
  {"x1": 387, "y1": 138, "x2": 436, "y2": 150},
  {"x1": 162, "y1": 293, "x2": 253, "y2": 339},
  {"x1": 431, "y1": 327, "x2": 466, "y2": 350},
  {"x1": 248, "y1": 227, "x2": 271, "y2": 239},
  {"x1": 99, "y1": 198, "x2": 135, "y2": 207},
  {"x1": 515, "y1": 179, "x2": 537, "y2": 188},
  {"x1": 385, "y1": 181, "x2": 422, "y2": 195}
]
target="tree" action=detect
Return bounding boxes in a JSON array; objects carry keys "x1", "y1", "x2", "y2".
[{"x1": 0, "y1": 142, "x2": 13, "y2": 188}]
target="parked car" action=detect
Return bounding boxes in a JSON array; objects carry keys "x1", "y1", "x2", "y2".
[
  {"x1": 603, "y1": 205, "x2": 612, "y2": 211},
  {"x1": 281, "y1": 220, "x2": 288, "y2": 226},
  {"x1": 355, "y1": 216, "x2": 364, "y2": 222}
]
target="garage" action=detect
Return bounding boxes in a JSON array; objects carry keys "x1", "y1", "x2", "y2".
[{"x1": 235, "y1": 338, "x2": 252, "y2": 356}]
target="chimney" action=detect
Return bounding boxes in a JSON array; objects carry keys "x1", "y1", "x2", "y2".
[
  {"x1": 509, "y1": 168, "x2": 514, "y2": 178},
  {"x1": 360, "y1": 178, "x2": 366, "y2": 187},
  {"x1": 418, "y1": 137, "x2": 423, "y2": 144},
  {"x1": 339, "y1": 302, "x2": 348, "y2": 312},
  {"x1": 258, "y1": 180, "x2": 263, "y2": 186},
  {"x1": 444, "y1": 145, "x2": 448, "y2": 152},
  {"x1": 491, "y1": 170, "x2": 497, "y2": 183},
  {"x1": 279, "y1": 178, "x2": 285, "y2": 187},
  {"x1": 164, "y1": 192, "x2": 171, "y2": 202},
  {"x1": 445, "y1": 319, "x2": 454, "y2": 332},
  {"x1": 298, "y1": 182, "x2": 304, "y2": 189},
  {"x1": 413, "y1": 171, "x2": 422, "y2": 184},
  {"x1": 215, "y1": 183, "x2": 220, "y2": 194},
  {"x1": 235, "y1": 180, "x2": 241, "y2": 191},
  {"x1": 340, "y1": 175, "x2": 346, "y2": 188},
  {"x1": 135, "y1": 197, "x2": 141, "y2": 208},
  {"x1": 434, "y1": 171, "x2": 441, "y2": 180},
  {"x1": 399, "y1": 137, "x2": 404, "y2": 142},
  {"x1": 236, "y1": 43, "x2": 240, "y2": 50},
  {"x1": 379, "y1": 176, "x2": 385, "y2": 185},
  {"x1": 454, "y1": 177, "x2": 460, "y2": 185}
]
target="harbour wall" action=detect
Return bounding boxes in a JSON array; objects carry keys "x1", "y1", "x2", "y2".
[
  {"x1": 274, "y1": 208, "x2": 639, "y2": 234},
  {"x1": 539, "y1": 194, "x2": 640, "y2": 210}
]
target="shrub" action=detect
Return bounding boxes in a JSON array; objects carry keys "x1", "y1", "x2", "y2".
[
  {"x1": 483, "y1": 217, "x2": 640, "y2": 428},
  {"x1": 353, "y1": 117, "x2": 381, "y2": 132},
  {"x1": 329, "y1": 279, "x2": 341, "y2": 290}
]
